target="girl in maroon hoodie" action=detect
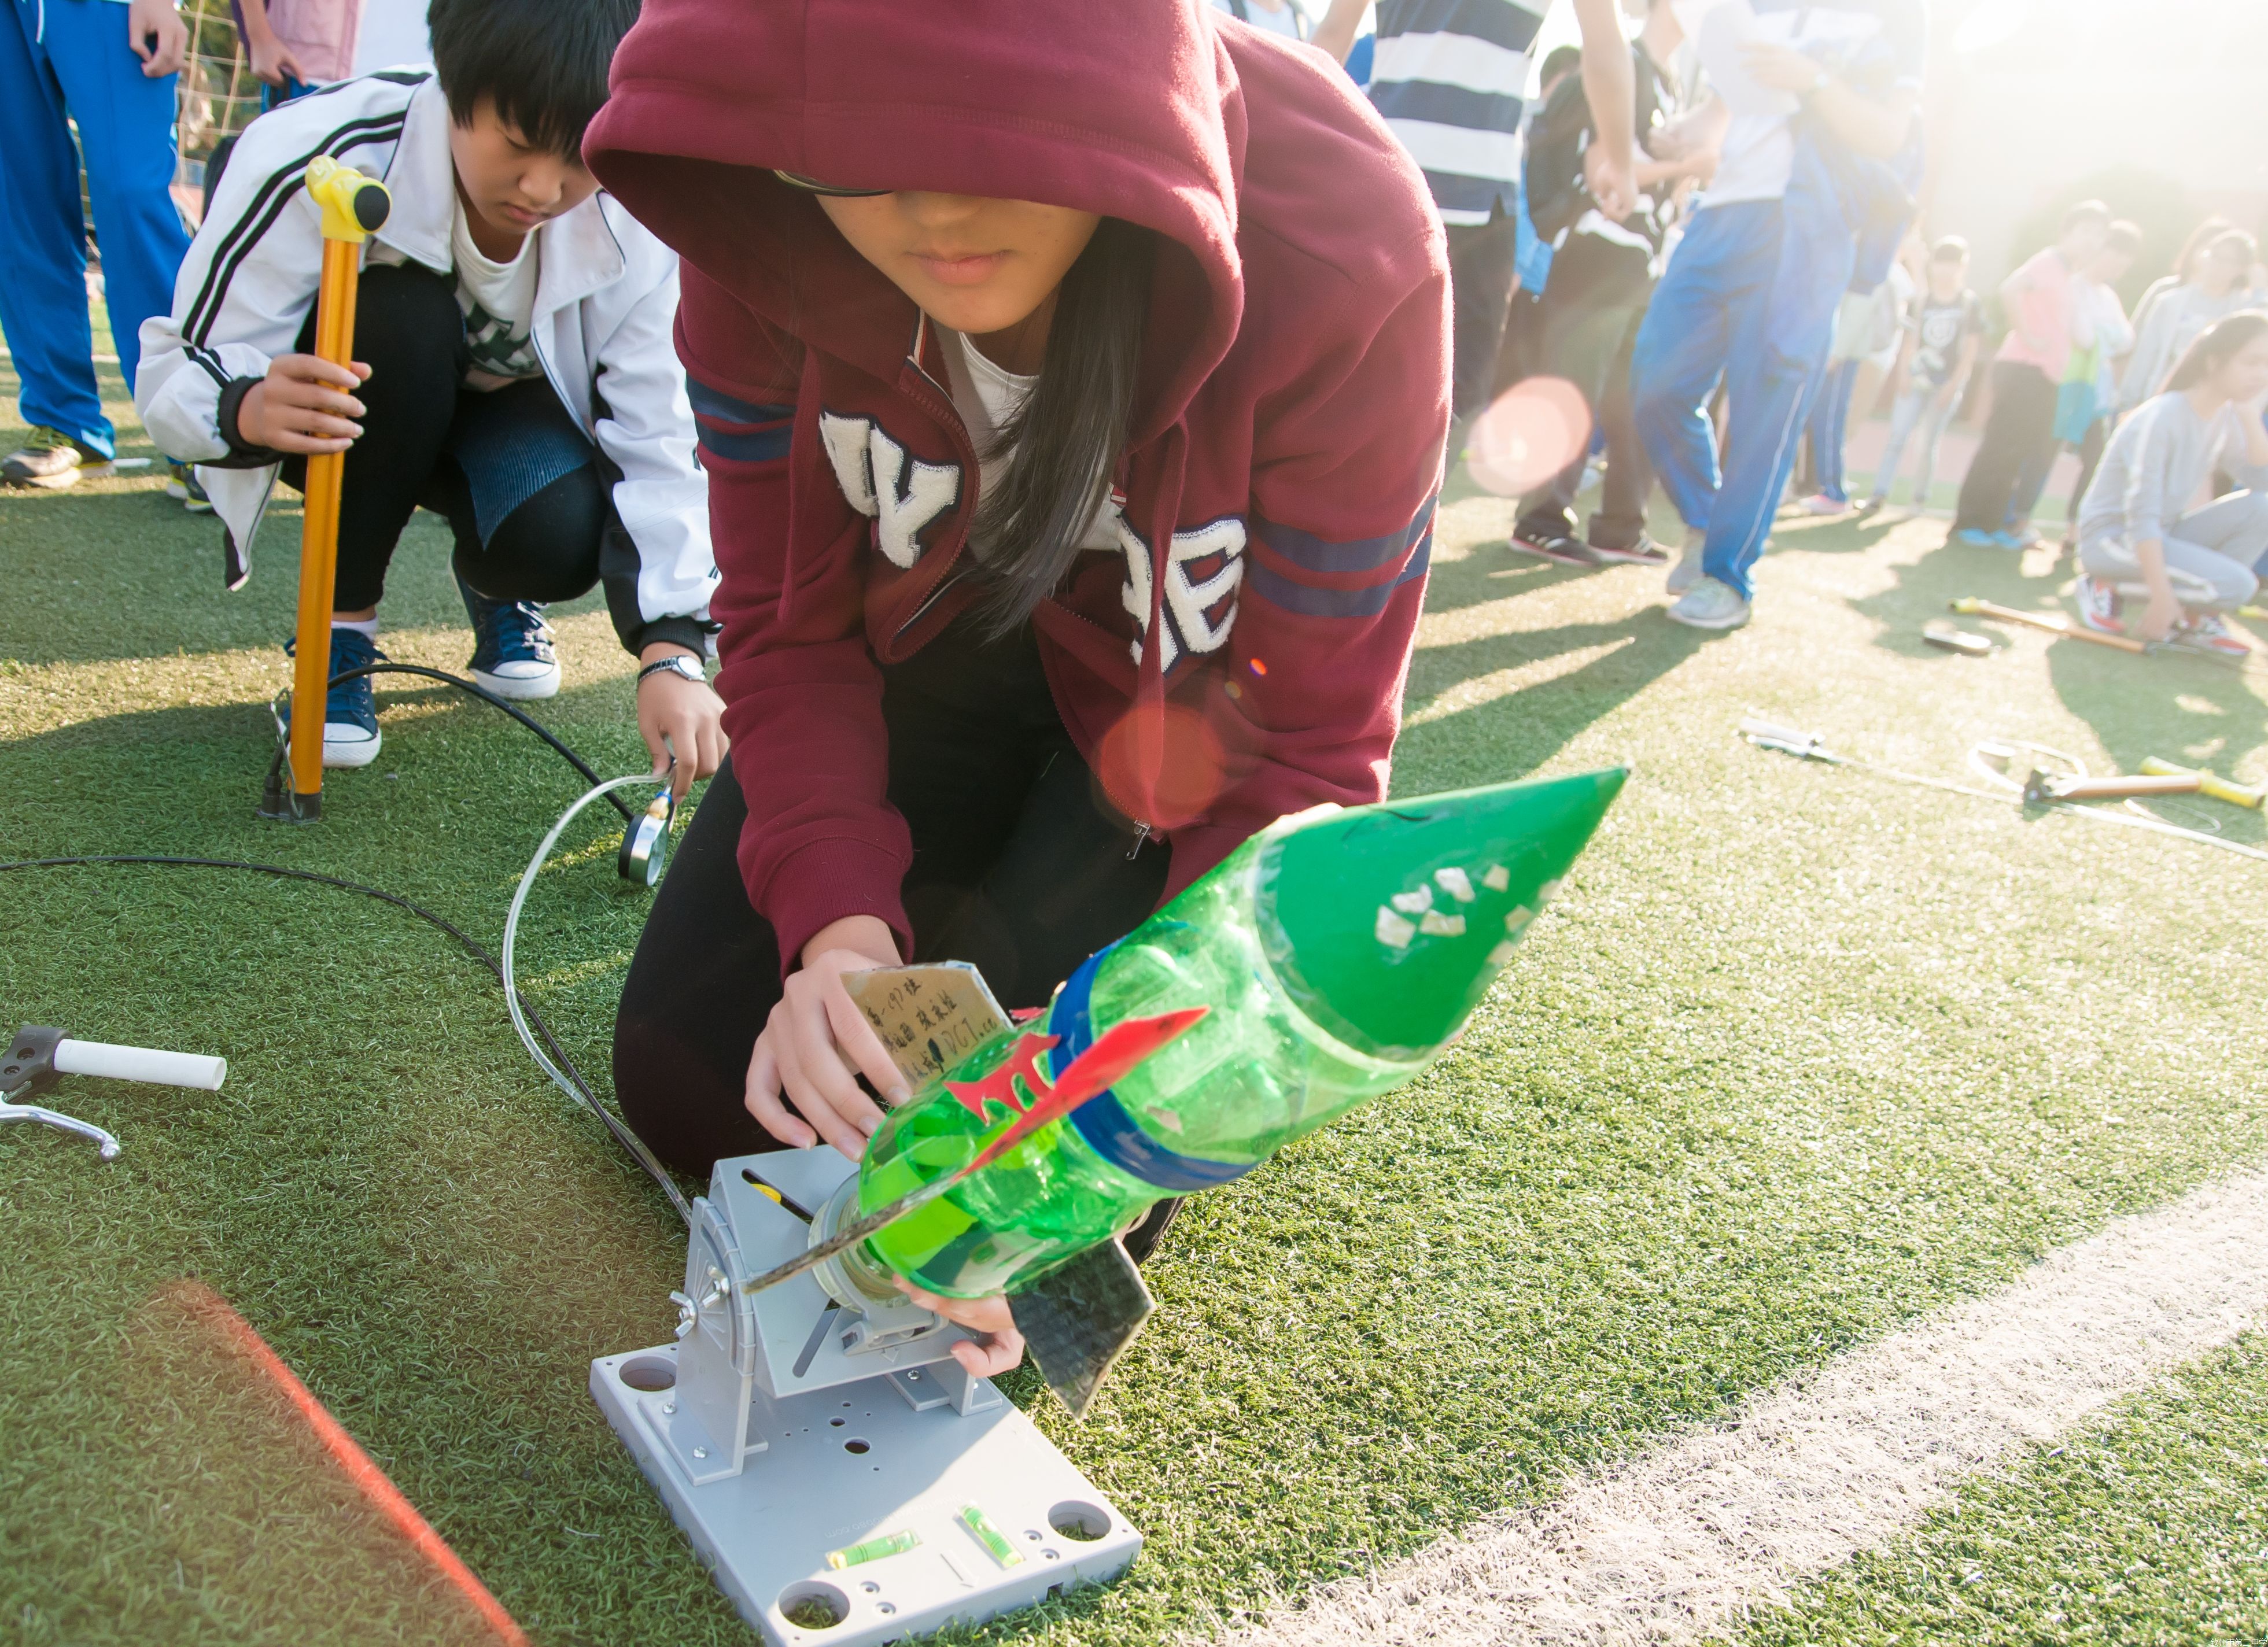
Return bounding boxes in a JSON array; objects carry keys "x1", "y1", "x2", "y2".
[{"x1": 591, "y1": 0, "x2": 1446, "y2": 1368}]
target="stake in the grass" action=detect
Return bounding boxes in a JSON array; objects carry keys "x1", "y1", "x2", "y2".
[{"x1": 273, "y1": 157, "x2": 392, "y2": 822}]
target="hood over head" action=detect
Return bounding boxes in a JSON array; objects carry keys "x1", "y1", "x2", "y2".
[{"x1": 586, "y1": 0, "x2": 1247, "y2": 437}]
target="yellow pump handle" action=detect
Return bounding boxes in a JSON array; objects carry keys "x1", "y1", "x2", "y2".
[{"x1": 306, "y1": 156, "x2": 392, "y2": 245}]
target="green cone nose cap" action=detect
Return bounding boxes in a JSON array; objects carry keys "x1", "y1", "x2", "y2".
[{"x1": 1257, "y1": 767, "x2": 1627, "y2": 1058}]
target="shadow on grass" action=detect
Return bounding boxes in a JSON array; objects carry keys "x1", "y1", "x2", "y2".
[
  {"x1": 1398, "y1": 610, "x2": 1706, "y2": 789},
  {"x1": 1421, "y1": 539, "x2": 1606, "y2": 616},
  {"x1": 0, "y1": 481, "x2": 600, "y2": 669}
]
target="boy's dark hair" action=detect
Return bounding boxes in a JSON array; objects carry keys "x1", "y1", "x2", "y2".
[
  {"x1": 1930, "y1": 235, "x2": 1969, "y2": 263},
  {"x1": 429, "y1": 0, "x2": 640, "y2": 158},
  {"x1": 1539, "y1": 45, "x2": 1582, "y2": 88},
  {"x1": 2060, "y1": 198, "x2": 2112, "y2": 232},
  {"x1": 2104, "y1": 219, "x2": 2144, "y2": 257}
]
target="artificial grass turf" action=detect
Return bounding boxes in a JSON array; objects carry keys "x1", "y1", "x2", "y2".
[
  {"x1": 1728, "y1": 1335, "x2": 2268, "y2": 1645},
  {"x1": 5, "y1": 364, "x2": 2268, "y2": 1646}
]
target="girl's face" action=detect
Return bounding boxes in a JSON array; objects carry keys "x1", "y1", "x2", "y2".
[
  {"x1": 2214, "y1": 334, "x2": 2268, "y2": 404},
  {"x1": 2202, "y1": 246, "x2": 2248, "y2": 296},
  {"x1": 818, "y1": 193, "x2": 1101, "y2": 344}
]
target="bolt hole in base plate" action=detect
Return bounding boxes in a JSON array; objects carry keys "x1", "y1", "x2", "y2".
[
  {"x1": 1049, "y1": 1500, "x2": 1110, "y2": 1542},
  {"x1": 618, "y1": 1354, "x2": 678, "y2": 1393},
  {"x1": 777, "y1": 1580, "x2": 849, "y2": 1631}
]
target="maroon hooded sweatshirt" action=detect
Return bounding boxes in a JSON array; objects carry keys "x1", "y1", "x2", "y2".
[{"x1": 586, "y1": 0, "x2": 1449, "y2": 973}]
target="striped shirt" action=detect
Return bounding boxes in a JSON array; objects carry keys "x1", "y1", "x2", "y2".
[{"x1": 1368, "y1": 0, "x2": 1549, "y2": 226}]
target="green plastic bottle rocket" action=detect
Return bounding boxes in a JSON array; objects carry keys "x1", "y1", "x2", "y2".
[{"x1": 843, "y1": 767, "x2": 1627, "y2": 1312}]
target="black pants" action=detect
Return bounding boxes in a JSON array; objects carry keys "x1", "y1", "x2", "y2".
[
  {"x1": 1514, "y1": 234, "x2": 1657, "y2": 552},
  {"x1": 1953, "y1": 361, "x2": 2058, "y2": 533},
  {"x1": 278, "y1": 263, "x2": 607, "y2": 613},
  {"x1": 614, "y1": 615, "x2": 1172, "y2": 1180},
  {"x1": 1446, "y1": 203, "x2": 1520, "y2": 422}
]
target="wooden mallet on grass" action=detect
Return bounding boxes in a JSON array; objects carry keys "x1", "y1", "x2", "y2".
[
  {"x1": 267, "y1": 156, "x2": 392, "y2": 822},
  {"x1": 1949, "y1": 597, "x2": 2146, "y2": 653}
]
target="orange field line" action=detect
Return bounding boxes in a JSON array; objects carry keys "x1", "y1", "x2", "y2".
[{"x1": 165, "y1": 1280, "x2": 532, "y2": 1647}]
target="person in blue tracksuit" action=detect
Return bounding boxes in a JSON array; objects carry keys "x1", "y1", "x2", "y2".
[
  {"x1": 1629, "y1": 0, "x2": 1924, "y2": 632},
  {"x1": 0, "y1": 0, "x2": 193, "y2": 488}
]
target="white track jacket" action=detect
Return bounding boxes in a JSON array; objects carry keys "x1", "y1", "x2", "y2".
[{"x1": 137, "y1": 72, "x2": 717, "y2": 655}]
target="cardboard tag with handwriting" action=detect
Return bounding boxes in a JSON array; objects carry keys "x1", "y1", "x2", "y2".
[{"x1": 842, "y1": 962, "x2": 1015, "y2": 1091}]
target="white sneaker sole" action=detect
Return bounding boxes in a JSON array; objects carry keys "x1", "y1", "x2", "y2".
[
  {"x1": 473, "y1": 664, "x2": 561, "y2": 701},
  {"x1": 322, "y1": 728, "x2": 382, "y2": 769},
  {"x1": 1666, "y1": 600, "x2": 1751, "y2": 632}
]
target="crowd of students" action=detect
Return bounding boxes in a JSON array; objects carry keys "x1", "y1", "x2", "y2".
[{"x1": 2, "y1": 0, "x2": 2263, "y2": 1358}]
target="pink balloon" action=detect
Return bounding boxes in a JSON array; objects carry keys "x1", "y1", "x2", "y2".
[{"x1": 1465, "y1": 377, "x2": 1594, "y2": 497}]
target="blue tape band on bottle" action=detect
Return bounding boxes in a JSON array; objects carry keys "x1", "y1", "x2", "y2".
[{"x1": 1050, "y1": 945, "x2": 1256, "y2": 1193}]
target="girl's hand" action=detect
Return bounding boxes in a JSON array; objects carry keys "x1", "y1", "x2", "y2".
[
  {"x1": 744, "y1": 915, "x2": 910, "y2": 1159},
  {"x1": 2137, "y1": 589, "x2": 2186, "y2": 643},
  {"x1": 635, "y1": 647, "x2": 727, "y2": 802},
  {"x1": 239, "y1": 354, "x2": 372, "y2": 453},
  {"x1": 893, "y1": 1280, "x2": 1025, "y2": 1377},
  {"x1": 247, "y1": 28, "x2": 305, "y2": 87}
]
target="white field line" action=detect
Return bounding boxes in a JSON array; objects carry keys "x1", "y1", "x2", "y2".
[{"x1": 1222, "y1": 1164, "x2": 2268, "y2": 1647}]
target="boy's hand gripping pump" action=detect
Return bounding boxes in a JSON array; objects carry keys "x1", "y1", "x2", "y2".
[
  {"x1": 261, "y1": 157, "x2": 392, "y2": 822},
  {"x1": 592, "y1": 767, "x2": 1625, "y2": 1647}
]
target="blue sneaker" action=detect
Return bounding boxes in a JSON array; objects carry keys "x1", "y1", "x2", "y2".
[
  {"x1": 285, "y1": 625, "x2": 383, "y2": 768},
  {"x1": 459, "y1": 574, "x2": 560, "y2": 701},
  {"x1": 1953, "y1": 527, "x2": 2000, "y2": 548}
]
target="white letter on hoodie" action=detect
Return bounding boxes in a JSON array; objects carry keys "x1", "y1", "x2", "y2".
[
  {"x1": 817, "y1": 411, "x2": 961, "y2": 570},
  {"x1": 1118, "y1": 515, "x2": 1245, "y2": 670}
]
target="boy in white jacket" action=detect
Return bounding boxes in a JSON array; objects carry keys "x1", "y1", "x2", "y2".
[{"x1": 137, "y1": 0, "x2": 724, "y2": 787}]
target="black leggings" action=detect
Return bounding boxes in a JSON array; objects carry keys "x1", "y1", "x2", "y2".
[
  {"x1": 278, "y1": 263, "x2": 607, "y2": 612},
  {"x1": 1953, "y1": 361, "x2": 2058, "y2": 533},
  {"x1": 614, "y1": 616, "x2": 1172, "y2": 1180}
]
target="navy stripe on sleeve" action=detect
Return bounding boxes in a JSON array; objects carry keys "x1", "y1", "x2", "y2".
[
  {"x1": 688, "y1": 378, "x2": 794, "y2": 464},
  {"x1": 1248, "y1": 522, "x2": 1433, "y2": 618},
  {"x1": 687, "y1": 378, "x2": 791, "y2": 427},
  {"x1": 1255, "y1": 506, "x2": 1434, "y2": 574},
  {"x1": 1422, "y1": 170, "x2": 1518, "y2": 216}
]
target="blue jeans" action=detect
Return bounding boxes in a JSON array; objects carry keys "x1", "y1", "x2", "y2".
[
  {"x1": 0, "y1": 0, "x2": 192, "y2": 455},
  {"x1": 1632, "y1": 198, "x2": 1853, "y2": 598},
  {"x1": 1804, "y1": 357, "x2": 1860, "y2": 504}
]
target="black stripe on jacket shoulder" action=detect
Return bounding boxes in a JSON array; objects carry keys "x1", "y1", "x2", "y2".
[{"x1": 185, "y1": 112, "x2": 406, "y2": 345}]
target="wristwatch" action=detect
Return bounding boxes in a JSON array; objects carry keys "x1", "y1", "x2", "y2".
[
  {"x1": 637, "y1": 654, "x2": 706, "y2": 686},
  {"x1": 1805, "y1": 64, "x2": 1831, "y2": 97}
]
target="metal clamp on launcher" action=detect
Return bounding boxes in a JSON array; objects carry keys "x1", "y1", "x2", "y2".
[
  {"x1": 0, "y1": 1026, "x2": 228, "y2": 1159},
  {"x1": 591, "y1": 1147, "x2": 1138, "y2": 1647}
]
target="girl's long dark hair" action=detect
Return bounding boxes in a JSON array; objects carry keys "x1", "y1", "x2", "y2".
[
  {"x1": 970, "y1": 217, "x2": 1155, "y2": 636},
  {"x1": 2163, "y1": 309, "x2": 2268, "y2": 396}
]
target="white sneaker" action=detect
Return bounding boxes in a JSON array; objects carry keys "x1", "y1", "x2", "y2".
[
  {"x1": 1666, "y1": 537, "x2": 1709, "y2": 597},
  {"x1": 1666, "y1": 576, "x2": 1752, "y2": 631},
  {"x1": 323, "y1": 721, "x2": 383, "y2": 767}
]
